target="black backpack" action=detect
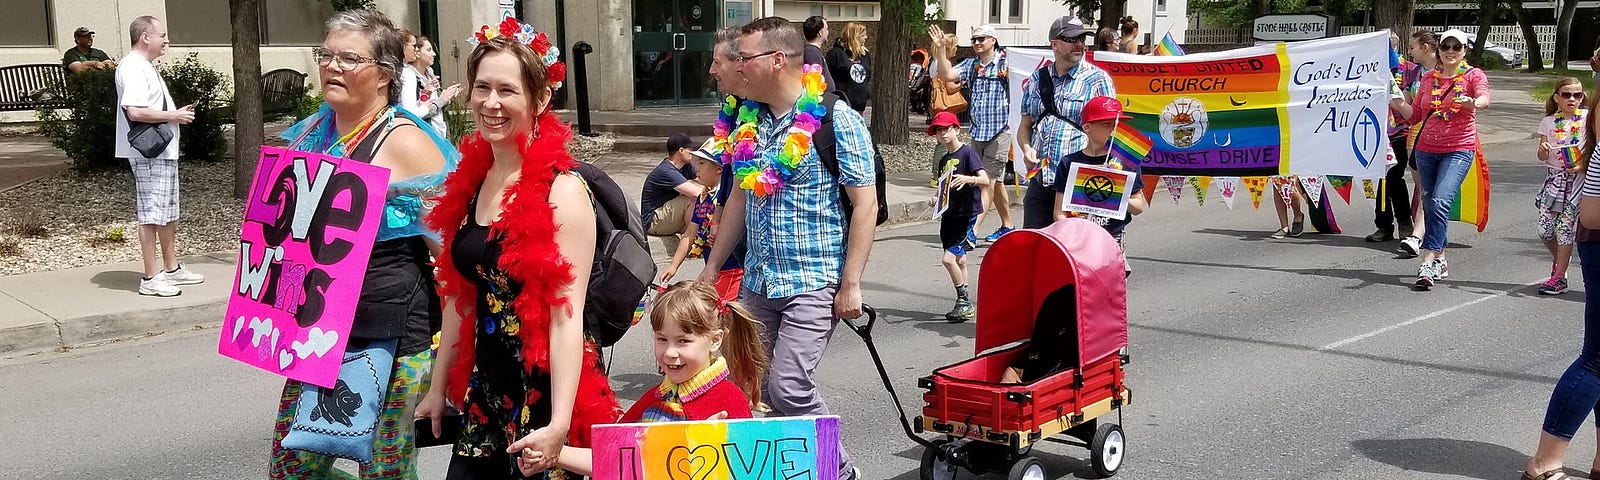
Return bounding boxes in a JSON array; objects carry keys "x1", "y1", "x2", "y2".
[
  {"x1": 571, "y1": 162, "x2": 655, "y2": 347},
  {"x1": 812, "y1": 93, "x2": 889, "y2": 225}
]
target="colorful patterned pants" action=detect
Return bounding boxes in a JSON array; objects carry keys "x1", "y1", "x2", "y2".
[{"x1": 270, "y1": 349, "x2": 433, "y2": 479}]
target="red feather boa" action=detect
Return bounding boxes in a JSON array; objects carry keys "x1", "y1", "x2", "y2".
[{"x1": 425, "y1": 113, "x2": 620, "y2": 447}]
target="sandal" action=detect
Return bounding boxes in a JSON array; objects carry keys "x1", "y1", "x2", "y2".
[
  {"x1": 1270, "y1": 228, "x2": 1288, "y2": 239},
  {"x1": 1521, "y1": 469, "x2": 1570, "y2": 480}
]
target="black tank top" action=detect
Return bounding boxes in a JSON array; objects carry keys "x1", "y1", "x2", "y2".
[{"x1": 344, "y1": 119, "x2": 441, "y2": 357}]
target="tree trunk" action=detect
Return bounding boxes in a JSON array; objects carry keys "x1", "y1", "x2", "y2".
[
  {"x1": 230, "y1": 0, "x2": 264, "y2": 198},
  {"x1": 1373, "y1": 0, "x2": 1416, "y2": 43},
  {"x1": 1555, "y1": 0, "x2": 1579, "y2": 68},
  {"x1": 1508, "y1": 0, "x2": 1542, "y2": 71},
  {"x1": 869, "y1": 0, "x2": 910, "y2": 146},
  {"x1": 1471, "y1": 0, "x2": 1498, "y2": 62}
]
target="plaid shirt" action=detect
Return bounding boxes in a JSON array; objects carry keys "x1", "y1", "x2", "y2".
[
  {"x1": 742, "y1": 99, "x2": 876, "y2": 298},
  {"x1": 1022, "y1": 61, "x2": 1115, "y2": 187},
  {"x1": 955, "y1": 55, "x2": 1010, "y2": 142}
]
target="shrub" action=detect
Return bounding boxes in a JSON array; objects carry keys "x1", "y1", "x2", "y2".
[
  {"x1": 161, "y1": 53, "x2": 231, "y2": 162},
  {"x1": 0, "y1": 237, "x2": 18, "y2": 258},
  {"x1": 86, "y1": 226, "x2": 128, "y2": 247},
  {"x1": 443, "y1": 100, "x2": 473, "y2": 145},
  {"x1": 36, "y1": 68, "x2": 117, "y2": 169},
  {"x1": 4, "y1": 210, "x2": 47, "y2": 238},
  {"x1": 293, "y1": 89, "x2": 325, "y2": 122},
  {"x1": 1467, "y1": 51, "x2": 1507, "y2": 71}
]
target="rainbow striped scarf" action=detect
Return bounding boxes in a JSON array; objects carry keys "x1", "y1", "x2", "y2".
[{"x1": 640, "y1": 357, "x2": 730, "y2": 423}]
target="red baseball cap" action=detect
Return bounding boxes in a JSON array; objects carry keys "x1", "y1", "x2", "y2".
[
  {"x1": 1082, "y1": 96, "x2": 1132, "y2": 123},
  {"x1": 927, "y1": 111, "x2": 961, "y2": 135}
]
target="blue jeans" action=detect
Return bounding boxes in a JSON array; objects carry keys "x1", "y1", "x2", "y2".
[
  {"x1": 1541, "y1": 241, "x2": 1600, "y2": 439},
  {"x1": 1413, "y1": 149, "x2": 1475, "y2": 252}
]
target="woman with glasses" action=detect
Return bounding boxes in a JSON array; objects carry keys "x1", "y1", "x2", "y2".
[
  {"x1": 269, "y1": 9, "x2": 458, "y2": 479},
  {"x1": 1390, "y1": 30, "x2": 1490, "y2": 290}
]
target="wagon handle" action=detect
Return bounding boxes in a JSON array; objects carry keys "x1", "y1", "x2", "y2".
[{"x1": 841, "y1": 305, "x2": 941, "y2": 451}]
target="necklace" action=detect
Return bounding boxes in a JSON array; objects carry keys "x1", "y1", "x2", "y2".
[
  {"x1": 1554, "y1": 108, "x2": 1585, "y2": 144},
  {"x1": 730, "y1": 64, "x2": 827, "y2": 196},
  {"x1": 1427, "y1": 62, "x2": 1470, "y2": 122}
]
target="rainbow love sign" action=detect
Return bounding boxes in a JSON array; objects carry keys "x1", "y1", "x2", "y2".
[{"x1": 591, "y1": 415, "x2": 841, "y2": 480}]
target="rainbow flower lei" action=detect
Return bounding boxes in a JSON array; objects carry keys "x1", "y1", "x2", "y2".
[
  {"x1": 1554, "y1": 108, "x2": 1586, "y2": 144},
  {"x1": 728, "y1": 64, "x2": 828, "y2": 196},
  {"x1": 1427, "y1": 62, "x2": 1471, "y2": 121}
]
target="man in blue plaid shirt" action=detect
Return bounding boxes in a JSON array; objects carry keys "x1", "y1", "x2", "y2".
[
  {"x1": 1019, "y1": 16, "x2": 1116, "y2": 228},
  {"x1": 929, "y1": 23, "x2": 1017, "y2": 242},
  {"x1": 698, "y1": 17, "x2": 876, "y2": 480}
]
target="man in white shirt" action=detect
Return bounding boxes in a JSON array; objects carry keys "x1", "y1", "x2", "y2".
[{"x1": 114, "y1": 15, "x2": 200, "y2": 297}]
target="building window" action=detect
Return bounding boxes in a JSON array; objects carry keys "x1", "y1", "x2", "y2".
[
  {"x1": 812, "y1": 5, "x2": 823, "y2": 15},
  {"x1": 845, "y1": 5, "x2": 858, "y2": 17},
  {"x1": 166, "y1": 0, "x2": 231, "y2": 45},
  {"x1": 1157, "y1": 0, "x2": 1167, "y2": 12},
  {"x1": 988, "y1": 0, "x2": 1001, "y2": 24},
  {"x1": 862, "y1": 5, "x2": 875, "y2": 17},
  {"x1": 166, "y1": 0, "x2": 332, "y2": 46},
  {"x1": 827, "y1": 4, "x2": 841, "y2": 17},
  {"x1": 1007, "y1": 0, "x2": 1024, "y2": 23},
  {"x1": 0, "y1": 0, "x2": 52, "y2": 46},
  {"x1": 264, "y1": 0, "x2": 335, "y2": 45}
]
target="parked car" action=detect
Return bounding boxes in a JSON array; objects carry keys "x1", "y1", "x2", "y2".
[{"x1": 1437, "y1": 28, "x2": 1525, "y2": 68}]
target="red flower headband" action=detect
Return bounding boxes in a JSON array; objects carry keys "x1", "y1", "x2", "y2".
[{"x1": 469, "y1": 16, "x2": 566, "y2": 89}]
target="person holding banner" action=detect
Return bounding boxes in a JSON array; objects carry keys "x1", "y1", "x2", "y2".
[
  {"x1": 416, "y1": 20, "x2": 622, "y2": 480},
  {"x1": 1532, "y1": 77, "x2": 1588, "y2": 295},
  {"x1": 1397, "y1": 30, "x2": 1444, "y2": 258},
  {"x1": 522, "y1": 280, "x2": 770, "y2": 476},
  {"x1": 1391, "y1": 31, "x2": 1490, "y2": 290},
  {"x1": 929, "y1": 23, "x2": 1017, "y2": 242},
  {"x1": 268, "y1": 9, "x2": 459, "y2": 479},
  {"x1": 1017, "y1": 16, "x2": 1115, "y2": 229},
  {"x1": 696, "y1": 17, "x2": 875, "y2": 480},
  {"x1": 1049, "y1": 96, "x2": 1147, "y2": 249}
]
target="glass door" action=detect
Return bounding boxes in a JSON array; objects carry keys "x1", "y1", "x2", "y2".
[{"x1": 633, "y1": 0, "x2": 720, "y2": 106}]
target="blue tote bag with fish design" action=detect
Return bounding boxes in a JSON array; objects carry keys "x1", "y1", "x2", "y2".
[{"x1": 281, "y1": 339, "x2": 395, "y2": 463}]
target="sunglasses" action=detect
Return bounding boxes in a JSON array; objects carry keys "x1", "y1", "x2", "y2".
[
  {"x1": 1559, "y1": 91, "x2": 1587, "y2": 100},
  {"x1": 1055, "y1": 36, "x2": 1086, "y2": 44},
  {"x1": 1440, "y1": 43, "x2": 1465, "y2": 52},
  {"x1": 971, "y1": 37, "x2": 990, "y2": 44}
]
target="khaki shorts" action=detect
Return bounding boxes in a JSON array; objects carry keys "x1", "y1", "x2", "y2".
[
  {"x1": 647, "y1": 195, "x2": 690, "y2": 236},
  {"x1": 971, "y1": 132, "x2": 1013, "y2": 178}
]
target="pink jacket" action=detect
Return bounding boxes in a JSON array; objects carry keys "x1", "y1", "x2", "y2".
[{"x1": 1406, "y1": 66, "x2": 1488, "y2": 154}]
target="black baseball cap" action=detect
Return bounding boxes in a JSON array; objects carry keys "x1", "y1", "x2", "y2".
[
  {"x1": 666, "y1": 133, "x2": 696, "y2": 154},
  {"x1": 1049, "y1": 17, "x2": 1090, "y2": 42}
]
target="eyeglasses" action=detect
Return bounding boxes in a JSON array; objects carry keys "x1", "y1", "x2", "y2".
[
  {"x1": 1560, "y1": 91, "x2": 1586, "y2": 99},
  {"x1": 312, "y1": 47, "x2": 385, "y2": 71},
  {"x1": 1439, "y1": 43, "x2": 1465, "y2": 52},
  {"x1": 737, "y1": 50, "x2": 780, "y2": 64}
]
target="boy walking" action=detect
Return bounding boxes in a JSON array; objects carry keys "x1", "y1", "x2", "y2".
[{"x1": 928, "y1": 112, "x2": 991, "y2": 322}]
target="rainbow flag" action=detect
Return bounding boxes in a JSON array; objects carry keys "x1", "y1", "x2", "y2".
[
  {"x1": 1154, "y1": 33, "x2": 1184, "y2": 56},
  {"x1": 1066, "y1": 163, "x2": 1135, "y2": 219},
  {"x1": 1110, "y1": 121, "x2": 1154, "y2": 167},
  {"x1": 1450, "y1": 144, "x2": 1491, "y2": 232},
  {"x1": 1563, "y1": 145, "x2": 1583, "y2": 169}
]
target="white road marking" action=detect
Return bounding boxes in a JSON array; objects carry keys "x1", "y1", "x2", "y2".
[{"x1": 1318, "y1": 281, "x2": 1539, "y2": 351}]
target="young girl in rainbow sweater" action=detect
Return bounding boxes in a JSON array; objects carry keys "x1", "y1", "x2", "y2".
[{"x1": 517, "y1": 280, "x2": 770, "y2": 476}]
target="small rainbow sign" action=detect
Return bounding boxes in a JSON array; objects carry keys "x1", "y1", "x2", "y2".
[
  {"x1": 592, "y1": 416, "x2": 841, "y2": 480},
  {"x1": 1064, "y1": 163, "x2": 1136, "y2": 220}
]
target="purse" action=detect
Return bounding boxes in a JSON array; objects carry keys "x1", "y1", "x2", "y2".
[
  {"x1": 930, "y1": 77, "x2": 968, "y2": 115},
  {"x1": 281, "y1": 339, "x2": 396, "y2": 463},
  {"x1": 127, "y1": 119, "x2": 174, "y2": 158}
]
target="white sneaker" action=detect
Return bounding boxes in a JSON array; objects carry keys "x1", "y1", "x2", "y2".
[
  {"x1": 139, "y1": 276, "x2": 182, "y2": 297},
  {"x1": 1434, "y1": 258, "x2": 1449, "y2": 278},
  {"x1": 1397, "y1": 236, "x2": 1421, "y2": 258},
  {"x1": 159, "y1": 264, "x2": 205, "y2": 286}
]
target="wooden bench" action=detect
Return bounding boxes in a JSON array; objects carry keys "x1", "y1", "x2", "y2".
[
  {"x1": 0, "y1": 64, "x2": 70, "y2": 112},
  {"x1": 210, "y1": 68, "x2": 309, "y2": 123}
]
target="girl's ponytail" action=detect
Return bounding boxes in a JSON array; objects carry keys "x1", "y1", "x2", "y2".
[{"x1": 719, "y1": 302, "x2": 770, "y2": 409}]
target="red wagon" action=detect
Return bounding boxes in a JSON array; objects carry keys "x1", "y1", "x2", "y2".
[{"x1": 848, "y1": 219, "x2": 1131, "y2": 479}]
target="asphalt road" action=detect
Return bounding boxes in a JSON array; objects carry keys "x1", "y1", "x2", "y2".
[{"x1": 1, "y1": 98, "x2": 1590, "y2": 478}]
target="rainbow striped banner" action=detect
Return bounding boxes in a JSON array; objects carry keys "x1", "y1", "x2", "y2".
[
  {"x1": 592, "y1": 416, "x2": 841, "y2": 480},
  {"x1": 1155, "y1": 32, "x2": 1184, "y2": 56}
]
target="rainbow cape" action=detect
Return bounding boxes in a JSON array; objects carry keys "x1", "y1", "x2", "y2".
[
  {"x1": 1452, "y1": 144, "x2": 1491, "y2": 232},
  {"x1": 1110, "y1": 121, "x2": 1154, "y2": 167},
  {"x1": 1155, "y1": 33, "x2": 1184, "y2": 56}
]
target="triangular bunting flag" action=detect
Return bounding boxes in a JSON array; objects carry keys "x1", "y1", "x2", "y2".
[
  {"x1": 1326, "y1": 175, "x2": 1354, "y2": 204},
  {"x1": 1188, "y1": 176, "x2": 1212, "y2": 206},
  {"x1": 1272, "y1": 176, "x2": 1296, "y2": 208},
  {"x1": 1161, "y1": 176, "x2": 1186, "y2": 204},
  {"x1": 1243, "y1": 177, "x2": 1268, "y2": 209},
  {"x1": 1140, "y1": 174, "x2": 1160, "y2": 204},
  {"x1": 1299, "y1": 176, "x2": 1325, "y2": 204},
  {"x1": 1215, "y1": 177, "x2": 1240, "y2": 209},
  {"x1": 1361, "y1": 178, "x2": 1378, "y2": 200}
]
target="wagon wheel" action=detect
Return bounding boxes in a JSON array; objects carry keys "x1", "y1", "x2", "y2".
[
  {"x1": 919, "y1": 440, "x2": 958, "y2": 480},
  {"x1": 1090, "y1": 423, "x2": 1126, "y2": 477},
  {"x1": 1007, "y1": 456, "x2": 1046, "y2": 480}
]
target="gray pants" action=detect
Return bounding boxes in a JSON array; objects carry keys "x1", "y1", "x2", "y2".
[{"x1": 741, "y1": 285, "x2": 856, "y2": 479}]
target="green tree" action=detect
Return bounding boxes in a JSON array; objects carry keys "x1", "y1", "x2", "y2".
[
  {"x1": 1554, "y1": 0, "x2": 1579, "y2": 69},
  {"x1": 869, "y1": 0, "x2": 942, "y2": 146},
  {"x1": 231, "y1": 0, "x2": 263, "y2": 197}
]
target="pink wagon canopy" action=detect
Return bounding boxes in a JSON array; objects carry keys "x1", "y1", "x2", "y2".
[{"x1": 975, "y1": 218, "x2": 1129, "y2": 368}]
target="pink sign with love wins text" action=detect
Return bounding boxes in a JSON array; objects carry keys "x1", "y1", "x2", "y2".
[{"x1": 218, "y1": 146, "x2": 389, "y2": 388}]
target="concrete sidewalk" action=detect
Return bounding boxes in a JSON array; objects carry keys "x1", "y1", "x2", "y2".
[{"x1": 0, "y1": 167, "x2": 941, "y2": 356}]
